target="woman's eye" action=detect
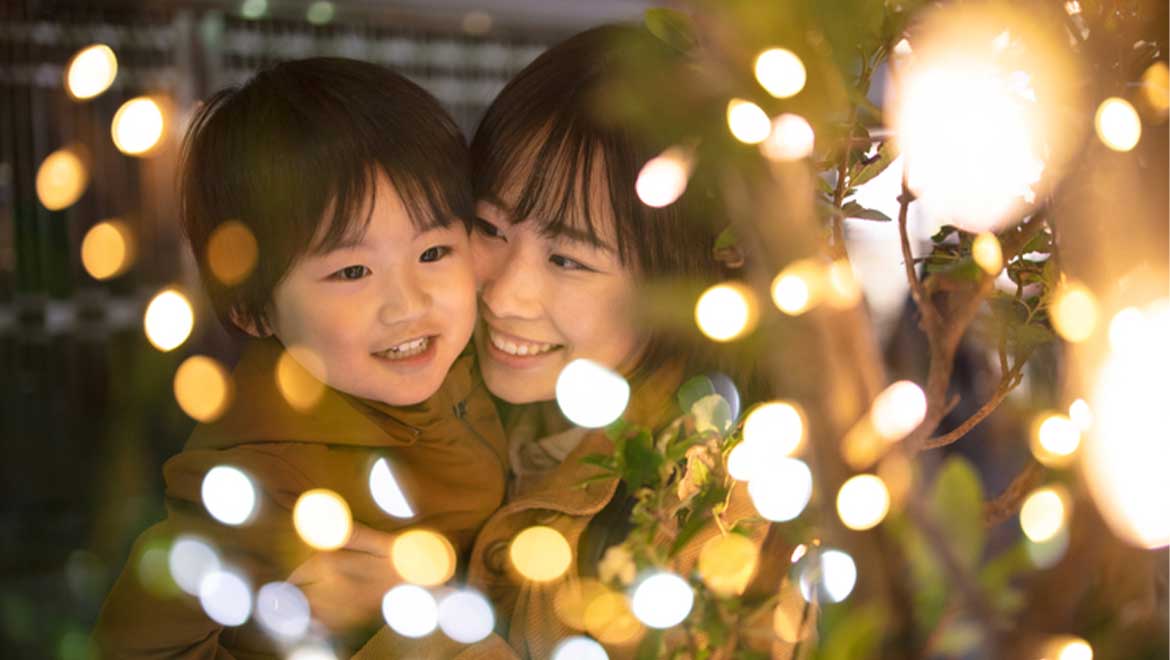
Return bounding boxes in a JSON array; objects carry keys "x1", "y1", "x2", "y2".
[
  {"x1": 473, "y1": 217, "x2": 506, "y2": 241},
  {"x1": 549, "y1": 254, "x2": 590, "y2": 271},
  {"x1": 420, "y1": 246, "x2": 452, "y2": 263},
  {"x1": 332, "y1": 265, "x2": 370, "y2": 281}
]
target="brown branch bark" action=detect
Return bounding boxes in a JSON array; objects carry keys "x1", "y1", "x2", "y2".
[
  {"x1": 984, "y1": 461, "x2": 1047, "y2": 527},
  {"x1": 922, "y1": 357, "x2": 1026, "y2": 450}
]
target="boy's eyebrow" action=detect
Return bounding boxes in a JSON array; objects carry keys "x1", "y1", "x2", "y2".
[{"x1": 478, "y1": 194, "x2": 616, "y2": 253}]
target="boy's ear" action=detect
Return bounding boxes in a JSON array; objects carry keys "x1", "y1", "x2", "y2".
[{"x1": 228, "y1": 306, "x2": 271, "y2": 338}]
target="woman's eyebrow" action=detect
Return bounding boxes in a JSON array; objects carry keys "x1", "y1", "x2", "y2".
[{"x1": 546, "y1": 225, "x2": 615, "y2": 253}]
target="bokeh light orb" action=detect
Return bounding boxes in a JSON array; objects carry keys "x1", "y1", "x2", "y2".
[
  {"x1": 276, "y1": 348, "x2": 327, "y2": 411},
  {"x1": 510, "y1": 526, "x2": 572, "y2": 582},
  {"x1": 870, "y1": 380, "x2": 927, "y2": 441},
  {"x1": 1050, "y1": 281, "x2": 1098, "y2": 343},
  {"x1": 143, "y1": 289, "x2": 194, "y2": 352},
  {"x1": 201, "y1": 465, "x2": 256, "y2": 526},
  {"x1": 66, "y1": 44, "x2": 118, "y2": 100},
  {"x1": 382, "y1": 584, "x2": 438, "y2": 638},
  {"x1": 168, "y1": 535, "x2": 220, "y2": 596},
  {"x1": 292, "y1": 489, "x2": 352, "y2": 550},
  {"x1": 695, "y1": 282, "x2": 758, "y2": 342},
  {"x1": 198, "y1": 569, "x2": 252, "y2": 626},
  {"x1": 760, "y1": 114, "x2": 815, "y2": 162},
  {"x1": 697, "y1": 534, "x2": 758, "y2": 596},
  {"x1": 551, "y1": 636, "x2": 609, "y2": 660},
  {"x1": 174, "y1": 356, "x2": 232, "y2": 423},
  {"x1": 112, "y1": 96, "x2": 165, "y2": 156},
  {"x1": 1031, "y1": 413, "x2": 1080, "y2": 467},
  {"x1": 36, "y1": 148, "x2": 88, "y2": 211},
  {"x1": 746, "y1": 458, "x2": 813, "y2": 522},
  {"x1": 436, "y1": 589, "x2": 494, "y2": 644},
  {"x1": 1020, "y1": 486, "x2": 1068, "y2": 543},
  {"x1": 726, "y1": 99, "x2": 771, "y2": 144},
  {"x1": 255, "y1": 581, "x2": 311, "y2": 640},
  {"x1": 555, "y1": 359, "x2": 630, "y2": 428},
  {"x1": 1094, "y1": 97, "x2": 1141, "y2": 152},
  {"x1": 972, "y1": 232, "x2": 1004, "y2": 275},
  {"x1": 207, "y1": 221, "x2": 259, "y2": 286},
  {"x1": 836, "y1": 474, "x2": 891, "y2": 530},
  {"x1": 630, "y1": 572, "x2": 693, "y2": 629},
  {"x1": 81, "y1": 220, "x2": 135, "y2": 280},
  {"x1": 636, "y1": 147, "x2": 691, "y2": 208},
  {"x1": 799, "y1": 549, "x2": 857, "y2": 603},
  {"x1": 755, "y1": 48, "x2": 807, "y2": 99},
  {"x1": 369, "y1": 457, "x2": 414, "y2": 519},
  {"x1": 743, "y1": 401, "x2": 804, "y2": 457},
  {"x1": 391, "y1": 529, "x2": 455, "y2": 586}
]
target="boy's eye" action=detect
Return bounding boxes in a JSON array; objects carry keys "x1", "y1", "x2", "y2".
[
  {"x1": 549, "y1": 254, "x2": 591, "y2": 272},
  {"x1": 420, "y1": 246, "x2": 452, "y2": 263},
  {"x1": 473, "y1": 217, "x2": 506, "y2": 241},
  {"x1": 332, "y1": 265, "x2": 371, "y2": 281}
]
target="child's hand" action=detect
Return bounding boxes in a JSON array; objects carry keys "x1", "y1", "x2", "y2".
[{"x1": 287, "y1": 523, "x2": 400, "y2": 633}]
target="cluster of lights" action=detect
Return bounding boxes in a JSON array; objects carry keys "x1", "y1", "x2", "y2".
[
  {"x1": 843, "y1": 380, "x2": 927, "y2": 469},
  {"x1": 723, "y1": 49, "x2": 817, "y2": 161},
  {"x1": 727, "y1": 401, "x2": 814, "y2": 522},
  {"x1": 555, "y1": 359, "x2": 630, "y2": 428}
]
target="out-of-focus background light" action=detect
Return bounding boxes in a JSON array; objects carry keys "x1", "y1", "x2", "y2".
[
  {"x1": 836, "y1": 474, "x2": 891, "y2": 530},
  {"x1": 510, "y1": 525, "x2": 572, "y2": 582},
  {"x1": 81, "y1": 220, "x2": 135, "y2": 280},
  {"x1": 1020, "y1": 486, "x2": 1068, "y2": 543},
  {"x1": 726, "y1": 98, "x2": 771, "y2": 144},
  {"x1": 1030, "y1": 413, "x2": 1081, "y2": 468},
  {"x1": 971, "y1": 232, "x2": 1003, "y2": 274},
  {"x1": 1140, "y1": 61, "x2": 1169, "y2": 119},
  {"x1": 551, "y1": 636, "x2": 609, "y2": 660},
  {"x1": 200, "y1": 465, "x2": 256, "y2": 526},
  {"x1": 391, "y1": 529, "x2": 455, "y2": 586},
  {"x1": 168, "y1": 535, "x2": 220, "y2": 596},
  {"x1": 207, "y1": 221, "x2": 259, "y2": 286},
  {"x1": 1050, "y1": 281, "x2": 1098, "y2": 343},
  {"x1": 276, "y1": 348, "x2": 327, "y2": 411},
  {"x1": 799, "y1": 548, "x2": 857, "y2": 603},
  {"x1": 742, "y1": 401, "x2": 804, "y2": 458},
  {"x1": 697, "y1": 534, "x2": 758, "y2": 597},
  {"x1": 630, "y1": 572, "x2": 693, "y2": 629},
  {"x1": 695, "y1": 282, "x2": 758, "y2": 341},
  {"x1": 254, "y1": 581, "x2": 311, "y2": 640},
  {"x1": 635, "y1": 146, "x2": 692, "y2": 208},
  {"x1": 292, "y1": 489, "x2": 352, "y2": 551},
  {"x1": 754, "y1": 48, "x2": 806, "y2": 99},
  {"x1": 555, "y1": 359, "x2": 630, "y2": 428},
  {"x1": 174, "y1": 355, "x2": 232, "y2": 423},
  {"x1": 747, "y1": 457, "x2": 812, "y2": 521},
  {"x1": 198, "y1": 569, "x2": 252, "y2": 626},
  {"x1": 1068, "y1": 398, "x2": 1093, "y2": 431},
  {"x1": 239, "y1": 0, "x2": 267, "y2": 20},
  {"x1": 369, "y1": 458, "x2": 414, "y2": 519},
  {"x1": 65, "y1": 44, "x2": 118, "y2": 100},
  {"x1": 760, "y1": 113, "x2": 815, "y2": 162},
  {"x1": 381, "y1": 584, "x2": 438, "y2": 638},
  {"x1": 436, "y1": 589, "x2": 494, "y2": 643},
  {"x1": 111, "y1": 96, "x2": 165, "y2": 156},
  {"x1": 36, "y1": 148, "x2": 88, "y2": 211},
  {"x1": 1094, "y1": 97, "x2": 1142, "y2": 152},
  {"x1": 306, "y1": 1, "x2": 336, "y2": 25},
  {"x1": 870, "y1": 380, "x2": 927, "y2": 441},
  {"x1": 143, "y1": 289, "x2": 194, "y2": 352},
  {"x1": 584, "y1": 590, "x2": 642, "y2": 644}
]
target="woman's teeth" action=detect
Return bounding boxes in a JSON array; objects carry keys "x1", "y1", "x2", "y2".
[
  {"x1": 489, "y1": 331, "x2": 558, "y2": 356},
  {"x1": 378, "y1": 336, "x2": 429, "y2": 360}
]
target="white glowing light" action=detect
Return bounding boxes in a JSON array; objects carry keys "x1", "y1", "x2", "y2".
[
  {"x1": 369, "y1": 458, "x2": 414, "y2": 518},
  {"x1": 746, "y1": 458, "x2": 813, "y2": 521},
  {"x1": 727, "y1": 99, "x2": 772, "y2": 144},
  {"x1": 437, "y1": 590, "x2": 495, "y2": 644},
  {"x1": 1020, "y1": 487, "x2": 1068, "y2": 543},
  {"x1": 293, "y1": 489, "x2": 352, "y2": 550},
  {"x1": 1057, "y1": 638, "x2": 1093, "y2": 660},
  {"x1": 1035, "y1": 414, "x2": 1081, "y2": 464},
  {"x1": 111, "y1": 97, "x2": 164, "y2": 156},
  {"x1": 1095, "y1": 97, "x2": 1141, "y2": 152},
  {"x1": 287, "y1": 647, "x2": 337, "y2": 660},
  {"x1": 255, "y1": 582, "x2": 311, "y2": 640},
  {"x1": 837, "y1": 474, "x2": 891, "y2": 531},
  {"x1": 552, "y1": 636, "x2": 609, "y2": 660},
  {"x1": 143, "y1": 289, "x2": 194, "y2": 352},
  {"x1": 870, "y1": 380, "x2": 927, "y2": 441},
  {"x1": 799, "y1": 549, "x2": 857, "y2": 603},
  {"x1": 630, "y1": 572, "x2": 694, "y2": 629},
  {"x1": 760, "y1": 113, "x2": 815, "y2": 162},
  {"x1": 1108, "y1": 306, "x2": 1147, "y2": 352},
  {"x1": 66, "y1": 44, "x2": 118, "y2": 100},
  {"x1": 771, "y1": 271, "x2": 812, "y2": 314},
  {"x1": 198, "y1": 569, "x2": 252, "y2": 627},
  {"x1": 201, "y1": 466, "x2": 256, "y2": 526},
  {"x1": 755, "y1": 48, "x2": 807, "y2": 98},
  {"x1": 1068, "y1": 398, "x2": 1093, "y2": 431},
  {"x1": 555, "y1": 359, "x2": 630, "y2": 428},
  {"x1": 636, "y1": 147, "x2": 692, "y2": 208},
  {"x1": 382, "y1": 584, "x2": 438, "y2": 638},
  {"x1": 695, "y1": 282, "x2": 758, "y2": 342},
  {"x1": 168, "y1": 536, "x2": 220, "y2": 596},
  {"x1": 893, "y1": 39, "x2": 913, "y2": 56},
  {"x1": 726, "y1": 442, "x2": 756, "y2": 481},
  {"x1": 743, "y1": 401, "x2": 804, "y2": 458}
]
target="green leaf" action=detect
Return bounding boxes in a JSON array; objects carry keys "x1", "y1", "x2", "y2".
[
  {"x1": 849, "y1": 140, "x2": 898, "y2": 188},
  {"x1": 841, "y1": 200, "x2": 892, "y2": 222},
  {"x1": 643, "y1": 8, "x2": 698, "y2": 53},
  {"x1": 580, "y1": 454, "x2": 618, "y2": 472},
  {"x1": 669, "y1": 484, "x2": 728, "y2": 556},
  {"x1": 677, "y1": 375, "x2": 716, "y2": 414},
  {"x1": 929, "y1": 456, "x2": 986, "y2": 569},
  {"x1": 621, "y1": 429, "x2": 664, "y2": 491},
  {"x1": 714, "y1": 226, "x2": 739, "y2": 251},
  {"x1": 816, "y1": 603, "x2": 887, "y2": 660},
  {"x1": 665, "y1": 433, "x2": 706, "y2": 463},
  {"x1": 931, "y1": 224, "x2": 960, "y2": 243},
  {"x1": 691, "y1": 393, "x2": 733, "y2": 435},
  {"x1": 635, "y1": 628, "x2": 665, "y2": 660}
]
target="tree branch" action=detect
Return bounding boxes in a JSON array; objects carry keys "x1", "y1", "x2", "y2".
[
  {"x1": 984, "y1": 461, "x2": 1047, "y2": 527},
  {"x1": 922, "y1": 357, "x2": 1027, "y2": 450}
]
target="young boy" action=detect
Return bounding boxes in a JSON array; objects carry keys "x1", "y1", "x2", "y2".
[{"x1": 94, "y1": 58, "x2": 508, "y2": 657}]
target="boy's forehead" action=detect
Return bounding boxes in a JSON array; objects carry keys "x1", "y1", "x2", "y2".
[{"x1": 308, "y1": 171, "x2": 421, "y2": 253}]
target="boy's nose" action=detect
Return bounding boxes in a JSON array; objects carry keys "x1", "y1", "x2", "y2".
[{"x1": 379, "y1": 277, "x2": 430, "y2": 325}]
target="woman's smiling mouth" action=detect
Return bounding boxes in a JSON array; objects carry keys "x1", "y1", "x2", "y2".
[{"x1": 485, "y1": 327, "x2": 562, "y2": 358}]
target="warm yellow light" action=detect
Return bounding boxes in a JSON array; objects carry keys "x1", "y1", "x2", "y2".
[
  {"x1": 1054, "y1": 637, "x2": 1093, "y2": 660},
  {"x1": 971, "y1": 232, "x2": 1003, "y2": 274},
  {"x1": 870, "y1": 380, "x2": 927, "y2": 441},
  {"x1": 66, "y1": 44, "x2": 118, "y2": 100},
  {"x1": 36, "y1": 148, "x2": 88, "y2": 211},
  {"x1": 174, "y1": 356, "x2": 232, "y2": 422},
  {"x1": 893, "y1": 38, "x2": 913, "y2": 56},
  {"x1": 1140, "y1": 62, "x2": 1169, "y2": 119},
  {"x1": 144, "y1": 289, "x2": 194, "y2": 352},
  {"x1": 81, "y1": 220, "x2": 134, "y2": 280},
  {"x1": 583, "y1": 591, "x2": 643, "y2": 645},
  {"x1": 771, "y1": 272, "x2": 811, "y2": 315},
  {"x1": 1068, "y1": 398, "x2": 1093, "y2": 431},
  {"x1": 1050, "y1": 281, "x2": 1098, "y2": 343},
  {"x1": 772, "y1": 578, "x2": 814, "y2": 642},
  {"x1": 207, "y1": 221, "x2": 258, "y2": 286},
  {"x1": 509, "y1": 526, "x2": 572, "y2": 582},
  {"x1": 760, "y1": 113, "x2": 815, "y2": 161},
  {"x1": 726, "y1": 99, "x2": 771, "y2": 144},
  {"x1": 391, "y1": 529, "x2": 455, "y2": 587},
  {"x1": 1107, "y1": 306, "x2": 1146, "y2": 352},
  {"x1": 695, "y1": 282, "x2": 758, "y2": 342},
  {"x1": 293, "y1": 489, "x2": 352, "y2": 550},
  {"x1": 276, "y1": 348, "x2": 326, "y2": 411},
  {"x1": 112, "y1": 96, "x2": 165, "y2": 155},
  {"x1": 743, "y1": 401, "x2": 804, "y2": 457},
  {"x1": 1094, "y1": 97, "x2": 1141, "y2": 152},
  {"x1": 1020, "y1": 486, "x2": 1068, "y2": 543},
  {"x1": 754, "y1": 48, "x2": 806, "y2": 99},
  {"x1": 836, "y1": 474, "x2": 891, "y2": 530},
  {"x1": 1030, "y1": 413, "x2": 1080, "y2": 468},
  {"x1": 635, "y1": 146, "x2": 692, "y2": 208},
  {"x1": 697, "y1": 534, "x2": 758, "y2": 597},
  {"x1": 552, "y1": 578, "x2": 608, "y2": 630},
  {"x1": 824, "y1": 259, "x2": 863, "y2": 309}
]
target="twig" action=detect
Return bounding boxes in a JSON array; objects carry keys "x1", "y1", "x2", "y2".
[
  {"x1": 984, "y1": 461, "x2": 1046, "y2": 527},
  {"x1": 922, "y1": 357, "x2": 1027, "y2": 450},
  {"x1": 896, "y1": 178, "x2": 939, "y2": 332}
]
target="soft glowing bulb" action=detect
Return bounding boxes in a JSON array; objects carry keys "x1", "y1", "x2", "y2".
[
  {"x1": 555, "y1": 359, "x2": 630, "y2": 428},
  {"x1": 836, "y1": 474, "x2": 891, "y2": 530},
  {"x1": 143, "y1": 289, "x2": 194, "y2": 352},
  {"x1": 168, "y1": 535, "x2": 220, "y2": 596},
  {"x1": 201, "y1": 466, "x2": 256, "y2": 526},
  {"x1": 760, "y1": 113, "x2": 815, "y2": 161},
  {"x1": 392, "y1": 529, "x2": 455, "y2": 587},
  {"x1": 695, "y1": 282, "x2": 758, "y2": 342},
  {"x1": 36, "y1": 148, "x2": 88, "y2": 211},
  {"x1": 971, "y1": 232, "x2": 1003, "y2": 274},
  {"x1": 174, "y1": 356, "x2": 232, "y2": 423},
  {"x1": 1055, "y1": 637, "x2": 1093, "y2": 660},
  {"x1": 726, "y1": 442, "x2": 756, "y2": 481},
  {"x1": 381, "y1": 584, "x2": 438, "y2": 638},
  {"x1": 1068, "y1": 398, "x2": 1093, "y2": 431},
  {"x1": 870, "y1": 380, "x2": 927, "y2": 441},
  {"x1": 824, "y1": 259, "x2": 863, "y2": 309},
  {"x1": 552, "y1": 636, "x2": 609, "y2": 660},
  {"x1": 207, "y1": 221, "x2": 258, "y2": 286},
  {"x1": 1108, "y1": 306, "x2": 1146, "y2": 352},
  {"x1": 727, "y1": 99, "x2": 772, "y2": 144},
  {"x1": 743, "y1": 401, "x2": 804, "y2": 457},
  {"x1": 746, "y1": 458, "x2": 813, "y2": 521},
  {"x1": 754, "y1": 48, "x2": 807, "y2": 98},
  {"x1": 697, "y1": 534, "x2": 758, "y2": 597},
  {"x1": 1050, "y1": 281, "x2": 1098, "y2": 343},
  {"x1": 276, "y1": 348, "x2": 326, "y2": 411},
  {"x1": 1094, "y1": 97, "x2": 1141, "y2": 152},
  {"x1": 630, "y1": 572, "x2": 693, "y2": 629},
  {"x1": 893, "y1": 39, "x2": 913, "y2": 56},
  {"x1": 66, "y1": 44, "x2": 118, "y2": 100},
  {"x1": 1020, "y1": 486, "x2": 1068, "y2": 543},
  {"x1": 510, "y1": 526, "x2": 572, "y2": 582},
  {"x1": 293, "y1": 489, "x2": 352, "y2": 550},
  {"x1": 1140, "y1": 62, "x2": 1169, "y2": 118},
  {"x1": 255, "y1": 582, "x2": 310, "y2": 640},
  {"x1": 583, "y1": 591, "x2": 642, "y2": 644},
  {"x1": 81, "y1": 220, "x2": 134, "y2": 280},
  {"x1": 1031, "y1": 413, "x2": 1081, "y2": 467},
  {"x1": 112, "y1": 97, "x2": 165, "y2": 155},
  {"x1": 436, "y1": 589, "x2": 494, "y2": 644},
  {"x1": 198, "y1": 569, "x2": 252, "y2": 627},
  {"x1": 636, "y1": 147, "x2": 692, "y2": 208},
  {"x1": 771, "y1": 272, "x2": 812, "y2": 315},
  {"x1": 799, "y1": 549, "x2": 857, "y2": 603},
  {"x1": 306, "y1": 1, "x2": 335, "y2": 25},
  {"x1": 369, "y1": 458, "x2": 414, "y2": 518}
]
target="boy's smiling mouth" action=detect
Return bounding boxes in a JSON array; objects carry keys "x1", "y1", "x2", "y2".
[{"x1": 374, "y1": 335, "x2": 434, "y2": 360}]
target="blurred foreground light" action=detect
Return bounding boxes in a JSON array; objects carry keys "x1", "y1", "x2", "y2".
[
  {"x1": 255, "y1": 582, "x2": 310, "y2": 640},
  {"x1": 1068, "y1": 398, "x2": 1093, "y2": 431},
  {"x1": 1026, "y1": 524, "x2": 1069, "y2": 569},
  {"x1": 771, "y1": 268, "x2": 814, "y2": 315},
  {"x1": 276, "y1": 348, "x2": 326, "y2": 411},
  {"x1": 870, "y1": 380, "x2": 927, "y2": 441},
  {"x1": 630, "y1": 572, "x2": 693, "y2": 629},
  {"x1": 697, "y1": 534, "x2": 758, "y2": 597},
  {"x1": 696, "y1": 282, "x2": 758, "y2": 342},
  {"x1": 144, "y1": 289, "x2": 194, "y2": 352},
  {"x1": 201, "y1": 466, "x2": 256, "y2": 526},
  {"x1": 392, "y1": 529, "x2": 455, "y2": 586},
  {"x1": 137, "y1": 542, "x2": 175, "y2": 597},
  {"x1": 240, "y1": 0, "x2": 267, "y2": 20},
  {"x1": 747, "y1": 458, "x2": 812, "y2": 521},
  {"x1": 36, "y1": 148, "x2": 88, "y2": 211},
  {"x1": 1050, "y1": 281, "x2": 1098, "y2": 343},
  {"x1": 287, "y1": 647, "x2": 337, "y2": 660},
  {"x1": 1094, "y1": 97, "x2": 1141, "y2": 152},
  {"x1": 174, "y1": 356, "x2": 232, "y2": 423},
  {"x1": 168, "y1": 535, "x2": 220, "y2": 596},
  {"x1": 81, "y1": 220, "x2": 135, "y2": 280},
  {"x1": 1084, "y1": 300, "x2": 1170, "y2": 548},
  {"x1": 836, "y1": 474, "x2": 891, "y2": 530},
  {"x1": 556, "y1": 359, "x2": 630, "y2": 428},
  {"x1": 972, "y1": 232, "x2": 1003, "y2": 274},
  {"x1": 1052, "y1": 636, "x2": 1094, "y2": 660},
  {"x1": 636, "y1": 146, "x2": 693, "y2": 208},
  {"x1": 755, "y1": 48, "x2": 806, "y2": 99},
  {"x1": 742, "y1": 401, "x2": 804, "y2": 458},
  {"x1": 824, "y1": 259, "x2": 863, "y2": 309},
  {"x1": 1020, "y1": 486, "x2": 1068, "y2": 543},
  {"x1": 382, "y1": 584, "x2": 437, "y2": 638},
  {"x1": 437, "y1": 589, "x2": 494, "y2": 643},
  {"x1": 1140, "y1": 62, "x2": 1169, "y2": 119},
  {"x1": 727, "y1": 99, "x2": 771, "y2": 144},
  {"x1": 552, "y1": 579, "x2": 608, "y2": 630},
  {"x1": 112, "y1": 97, "x2": 165, "y2": 156},
  {"x1": 1107, "y1": 306, "x2": 1147, "y2": 352},
  {"x1": 893, "y1": 38, "x2": 913, "y2": 56},
  {"x1": 552, "y1": 636, "x2": 609, "y2": 660},
  {"x1": 199, "y1": 569, "x2": 252, "y2": 626},
  {"x1": 510, "y1": 526, "x2": 572, "y2": 582},
  {"x1": 583, "y1": 591, "x2": 642, "y2": 644},
  {"x1": 306, "y1": 1, "x2": 335, "y2": 25},
  {"x1": 369, "y1": 458, "x2": 414, "y2": 518},
  {"x1": 207, "y1": 221, "x2": 258, "y2": 286},
  {"x1": 293, "y1": 489, "x2": 352, "y2": 550},
  {"x1": 773, "y1": 578, "x2": 814, "y2": 642},
  {"x1": 760, "y1": 114, "x2": 815, "y2": 162},
  {"x1": 66, "y1": 44, "x2": 117, "y2": 100},
  {"x1": 799, "y1": 549, "x2": 857, "y2": 603},
  {"x1": 1030, "y1": 413, "x2": 1080, "y2": 468}
]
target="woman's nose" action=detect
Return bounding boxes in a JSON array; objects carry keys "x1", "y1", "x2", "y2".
[{"x1": 479, "y1": 244, "x2": 543, "y2": 320}]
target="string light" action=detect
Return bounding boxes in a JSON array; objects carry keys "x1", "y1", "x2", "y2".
[
  {"x1": 1068, "y1": 398, "x2": 1093, "y2": 431},
  {"x1": 1031, "y1": 413, "x2": 1081, "y2": 468},
  {"x1": 255, "y1": 582, "x2": 311, "y2": 640},
  {"x1": 36, "y1": 148, "x2": 88, "y2": 211},
  {"x1": 799, "y1": 549, "x2": 857, "y2": 603},
  {"x1": 1094, "y1": 97, "x2": 1141, "y2": 152},
  {"x1": 292, "y1": 489, "x2": 352, "y2": 550},
  {"x1": 65, "y1": 44, "x2": 118, "y2": 100},
  {"x1": 742, "y1": 401, "x2": 804, "y2": 458},
  {"x1": 199, "y1": 569, "x2": 252, "y2": 627},
  {"x1": 112, "y1": 97, "x2": 165, "y2": 156},
  {"x1": 174, "y1": 356, "x2": 232, "y2": 423},
  {"x1": 143, "y1": 289, "x2": 194, "y2": 352},
  {"x1": 836, "y1": 474, "x2": 891, "y2": 530},
  {"x1": 551, "y1": 636, "x2": 609, "y2": 660},
  {"x1": 382, "y1": 584, "x2": 438, "y2": 638},
  {"x1": 971, "y1": 232, "x2": 1003, "y2": 274},
  {"x1": 1020, "y1": 486, "x2": 1068, "y2": 543},
  {"x1": 771, "y1": 268, "x2": 813, "y2": 315},
  {"x1": 870, "y1": 380, "x2": 927, "y2": 441},
  {"x1": 555, "y1": 359, "x2": 630, "y2": 428},
  {"x1": 583, "y1": 591, "x2": 643, "y2": 644},
  {"x1": 824, "y1": 259, "x2": 863, "y2": 309},
  {"x1": 369, "y1": 458, "x2": 414, "y2": 519},
  {"x1": 168, "y1": 535, "x2": 220, "y2": 596},
  {"x1": 726, "y1": 99, "x2": 772, "y2": 144},
  {"x1": 754, "y1": 48, "x2": 807, "y2": 98},
  {"x1": 201, "y1": 466, "x2": 256, "y2": 526},
  {"x1": 695, "y1": 282, "x2": 758, "y2": 342},
  {"x1": 1107, "y1": 306, "x2": 1147, "y2": 352},
  {"x1": 697, "y1": 534, "x2": 758, "y2": 597},
  {"x1": 391, "y1": 530, "x2": 455, "y2": 586},
  {"x1": 1050, "y1": 281, "x2": 1098, "y2": 343},
  {"x1": 636, "y1": 146, "x2": 693, "y2": 208},
  {"x1": 760, "y1": 114, "x2": 815, "y2": 161},
  {"x1": 436, "y1": 589, "x2": 494, "y2": 644},
  {"x1": 630, "y1": 572, "x2": 694, "y2": 628},
  {"x1": 510, "y1": 526, "x2": 572, "y2": 582},
  {"x1": 747, "y1": 458, "x2": 813, "y2": 521},
  {"x1": 81, "y1": 220, "x2": 134, "y2": 280}
]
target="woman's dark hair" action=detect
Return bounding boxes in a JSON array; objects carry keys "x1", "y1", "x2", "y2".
[
  {"x1": 181, "y1": 57, "x2": 472, "y2": 336},
  {"x1": 471, "y1": 25, "x2": 765, "y2": 399}
]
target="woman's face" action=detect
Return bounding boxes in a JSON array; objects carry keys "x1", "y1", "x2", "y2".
[{"x1": 470, "y1": 179, "x2": 644, "y2": 404}]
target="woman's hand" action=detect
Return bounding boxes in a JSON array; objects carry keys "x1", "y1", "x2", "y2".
[{"x1": 287, "y1": 522, "x2": 400, "y2": 633}]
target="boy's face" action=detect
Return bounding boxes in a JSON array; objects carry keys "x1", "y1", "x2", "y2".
[{"x1": 259, "y1": 172, "x2": 476, "y2": 406}]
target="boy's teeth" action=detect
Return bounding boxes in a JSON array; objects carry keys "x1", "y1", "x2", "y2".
[
  {"x1": 489, "y1": 330, "x2": 557, "y2": 357},
  {"x1": 379, "y1": 336, "x2": 429, "y2": 360}
]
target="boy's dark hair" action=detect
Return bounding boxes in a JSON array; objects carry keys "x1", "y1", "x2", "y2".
[{"x1": 181, "y1": 57, "x2": 472, "y2": 336}]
